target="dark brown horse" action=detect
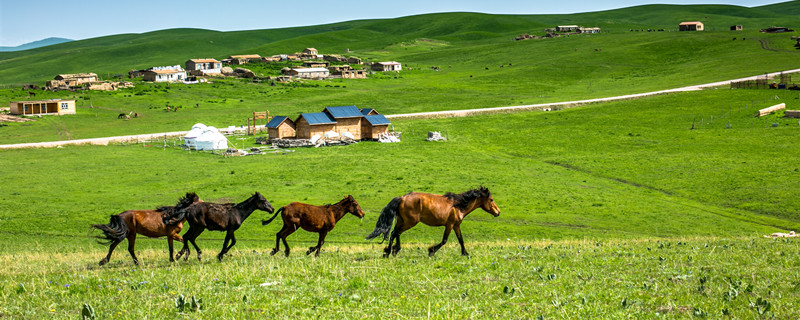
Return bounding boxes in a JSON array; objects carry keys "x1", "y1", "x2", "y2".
[
  {"x1": 366, "y1": 186, "x2": 500, "y2": 257},
  {"x1": 261, "y1": 195, "x2": 364, "y2": 257},
  {"x1": 92, "y1": 192, "x2": 201, "y2": 266},
  {"x1": 170, "y1": 192, "x2": 274, "y2": 261}
]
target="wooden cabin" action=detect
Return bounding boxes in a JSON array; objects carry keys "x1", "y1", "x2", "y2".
[
  {"x1": 361, "y1": 114, "x2": 391, "y2": 140},
  {"x1": 730, "y1": 25, "x2": 743, "y2": 31},
  {"x1": 9, "y1": 99, "x2": 76, "y2": 115},
  {"x1": 679, "y1": 21, "x2": 704, "y2": 31},
  {"x1": 295, "y1": 112, "x2": 336, "y2": 139},
  {"x1": 266, "y1": 116, "x2": 296, "y2": 140},
  {"x1": 323, "y1": 105, "x2": 363, "y2": 139},
  {"x1": 371, "y1": 61, "x2": 402, "y2": 72}
]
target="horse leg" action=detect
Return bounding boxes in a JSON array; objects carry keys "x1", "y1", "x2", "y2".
[
  {"x1": 176, "y1": 226, "x2": 195, "y2": 260},
  {"x1": 218, "y1": 230, "x2": 236, "y2": 261},
  {"x1": 271, "y1": 224, "x2": 289, "y2": 256},
  {"x1": 384, "y1": 217, "x2": 403, "y2": 258},
  {"x1": 307, "y1": 231, "x2": 328, "y2": 257},
  {"x1": 168, "y1": 233, "x2": 183, "y2": 262},
  {"x1": 453, "y1": 224, "x2": 468, "y2": 256},
  {"x1": 99, "y1": 240, "x2": 122, "y2": 266},
  {"x1": 281, "y1": 226, "x2": 297, "y2": 257},
  {"x1": 127, "y1": 233, "x2": 139, "y2": 265},
  {"x1": 189, "y1": 229, "x2": 205, "y2": 261},
  {"x1": 428, "y1": 225, "x2": 452, "y2": 257}
]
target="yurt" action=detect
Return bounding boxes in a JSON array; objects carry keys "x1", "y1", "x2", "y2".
[
  {"x1": 194, "y1": 126, "x2": 228, "y2": 150},
  {"x1": 184, "y1": 123, "x2": 207, "y2": 149}
]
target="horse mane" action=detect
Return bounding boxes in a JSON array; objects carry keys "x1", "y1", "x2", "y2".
[
  {"x1": 159, "y1": 192, "x2": 199, "y2": 225},
  {"x1": 444, "y1": 186, "x2": 490, "y2": 210}
]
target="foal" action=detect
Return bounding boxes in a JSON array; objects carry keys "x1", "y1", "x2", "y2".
[
  {"x1": 92, "y1": 192, "x2": 200, "y2": 265},
  {"x1": 262, "y1": 195, "x2": 364, "y2": 257}
]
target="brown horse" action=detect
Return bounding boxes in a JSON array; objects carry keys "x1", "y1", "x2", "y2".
[
  {"x1": 92, "y1": 192, "x2": 201, "y2": 266},
  {"x1": 261, "y1": 195, "x2": 364, "y2": 257},
  {"x1": 366, "y1": 186, "x2": 500, "y2": 257},
  {"x1": 169, "y1": 192, "x2": 274, "y2": 261}
]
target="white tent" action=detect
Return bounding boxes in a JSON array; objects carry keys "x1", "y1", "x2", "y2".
[
  {"x1": 194, "y1": 126, "x2": 228, "y2": 150},
  {"x1": 184, "y1": 123, "x2": 207, "y2": 148}
]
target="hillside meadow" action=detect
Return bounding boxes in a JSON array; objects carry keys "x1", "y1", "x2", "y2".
[
  {"x1": 2, "y1": 2, "x2": 800, "y2": 318},
  {"x1": 1, "y1": 86, "x2": 800, "y2": 318}
]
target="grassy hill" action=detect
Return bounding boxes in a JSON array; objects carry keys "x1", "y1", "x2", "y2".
[{"x1": 1, "y1": 3, "x2": 799, "y2": 85}]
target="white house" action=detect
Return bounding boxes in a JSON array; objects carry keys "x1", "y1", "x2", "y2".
[
  {"x1": 371, "y1": 61, "x2": 402, "y2": 72},
  {"x1": 185, "y1": 58, "x2": 222, "y2": 75},
  {"x1": 143, "y1": 65, "x2": 186, "y2": 82},
  {"x1": 287, "y1": 67, "x2": 330, "y2": 79}
]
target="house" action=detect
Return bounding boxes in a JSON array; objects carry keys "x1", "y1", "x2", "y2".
[
  {"x1": 185, "y1": 58, "x2": 222, "y2": 75},
  {"x1": 9, "y1": 99, "x2": 76, "y2": 115},
  {"x1": 327, "y1": 65, "x2": 352, "y2": 73},
  {"x1": 143, "y1": 66, "x2": 186, "y2": 82},
  {"x1": 679, "y1": 21, "x2": 704, "y2": 31},
  {"x1": 360, "y1": 108, "x2": 379, "y2": 116},
  {"x1": 46, "y1": 73, "x2": 99, "y2": 88},
  {"x1": 295, "y1": 112, "x2": 336, "y2": 139},
  {"x1": 302, "y1": 61, "x2": 329, "y2": 68},
  {"x1": 266, "y1": 116, "x2": 297, "y2": 140},
  {"x1": 371, "y1": 61, "x2": 402, "y2": 72},
  {"x1": 339, "y1": 69, "x2": 366, "y2": 79},
  {"x1": 731, "y1": 25, "x2": 743, "y2": 31},
  {"x1": 225, "y1": 54, "x2": 262, "y2": 65},
  {"x1": 323, "y1": 105, "x2": 363, "y2": 138},
  {"x1": 302, "y1": 48, "x2": 318, "y2": 56},
  {"x1": 287, "y1": 67, "x2": 330, "y2": 79},
  {"x1": 324, "y1": 54, "x2": 347, "y2": 62},
  {"x1": 579, "y1": 27, "x2": 601, "y2": 34},
  {"x1": 556, "y1": 25, "x2": 580, "y2": 32},
  {"x1": 347, "y1": 57, "x2": 363, "y2": 65},
  {"x1": 361, "y1": 114, "x2": 391, "y2": 140}
]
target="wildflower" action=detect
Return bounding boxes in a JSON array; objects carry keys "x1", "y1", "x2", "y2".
[
  {"x1": 50, "y1": 309, "x2": 55, "y2": 312},
  {"x1": 64, "y1": 284, "x2": 70, "y2": 288}
]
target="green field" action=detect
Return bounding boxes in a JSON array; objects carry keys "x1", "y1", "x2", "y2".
[{"x1": 2, "y1": 2, "x2": 800, "y2": 319}]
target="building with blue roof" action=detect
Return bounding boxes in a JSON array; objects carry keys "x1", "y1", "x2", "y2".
[
  {"x1": 266, "y1": 116, "x2": 296, "y2": 140},
  {"x1": 295, "y1": 112, "x2": 336, "y2": 139},
  {"x1": 360, "y1": 108, "x2": 379, "y2": 116},
  {"x1": 361, "y1": 114, "x2": 392, "y2": 139},
  {"x1": 324, "y1": 105, "x2": 362, "y2": 119},
  {"x1": 323, "y1": 106, "x2": 363, "y2": 139}
]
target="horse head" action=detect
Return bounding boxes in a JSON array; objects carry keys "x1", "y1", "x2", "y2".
[
  {"x1": 345, "y1": 195, "x2": 365, "y2": 219},
  {"x1": 478, "y1": 186, "x2": 500, "y2": 217},
  {"x1": 253, "y1": 192, "x2": 275, "y2": 213}
]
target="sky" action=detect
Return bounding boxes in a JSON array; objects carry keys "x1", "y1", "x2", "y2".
[{"x1": 0, "y1": 0, "x2": 789, "y2": 47}]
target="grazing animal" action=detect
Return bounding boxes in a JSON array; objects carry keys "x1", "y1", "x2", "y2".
[
  {"x1": 27, "y1": 91, "x2": 36, "y2": 97},
  {"x1": 366, "y1": 186, "x2": 500, "y2": 257},
  {"x1": 92, "y1": 192, "x2": 201, "y2": 266},
  {"x1": 170, "y1": 192, "x2": 274, "y2": 261},
  {"x1": 262, "y1": 195, "x2": 364, "y2": 257}
]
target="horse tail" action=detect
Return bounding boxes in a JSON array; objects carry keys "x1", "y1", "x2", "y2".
[
  {"x1": 92, "y1": 215, "x2": 128, "y2": 244},
  {"x1": 366, "y1": 197, "x2": 402, "y2": 242},
  {"x1": 261, "y1": 207, "x2": 284, "y2": 225}
]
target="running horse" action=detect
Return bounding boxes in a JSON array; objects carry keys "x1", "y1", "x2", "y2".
[
  {"x1": 261, "y1": 195, "x2": 364, "y2": 257},
  {"x1": 366, "y1": 186, "x2": 500, "y2": 257},
  {"x1": 167, "y1": 192, "x2": 274, "y2": 261},
  {"x1": 92, "y1": 192, "x2": 201, "y2": 266}
]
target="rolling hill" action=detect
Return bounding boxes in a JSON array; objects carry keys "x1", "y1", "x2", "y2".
[
  {"x1": 0, "y1": 37, "x2": 73, "y2": 52},
  {"x1": 0, "y1": 2, "x2": 798, "y2": 86}
]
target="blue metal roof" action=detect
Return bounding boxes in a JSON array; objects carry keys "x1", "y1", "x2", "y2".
[
  {"x1": 364, "y1": 114, "x2": 391, "y2": 126},
  {"x1": 266, "y1": 116, "x2": 288, "y2": 128},
  {"x1": 324, "y1": 105, "x2": 362, "y2": 118},
  {"x1": 360, "y1": 108, "x2": 377, "y2": 115},
  {"x1": 300, "y1": 112, "x2": 336, "y2": 125}
]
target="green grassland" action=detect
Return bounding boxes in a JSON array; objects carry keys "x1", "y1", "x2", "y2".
[{"x1": 2, "y1": 2, "x2": 800, "y2": 318}]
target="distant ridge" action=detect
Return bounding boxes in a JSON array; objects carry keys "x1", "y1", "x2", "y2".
[{"x1": 0, "y1": 37, "x2": 73, "y2": 52}]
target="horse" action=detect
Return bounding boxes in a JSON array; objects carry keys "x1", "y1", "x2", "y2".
[
  {"x1": 261, "y1": 195, "x2": 364, "y2": 257},
  {"x1": 169, "y1": 192, "x2": 274, "y2": 261},
  {"x1": 366, "y1": 186, "x2": 500, "y2": 258},
  {"x1": 92, "y1": 192, "x2": 201, "y2": 266}
]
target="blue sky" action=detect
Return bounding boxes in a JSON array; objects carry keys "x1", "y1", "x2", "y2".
[{"x1": 0, "y1": 0, "x2": 787, "y2": 47}]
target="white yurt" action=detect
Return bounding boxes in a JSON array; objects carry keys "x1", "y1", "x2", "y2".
[
  {"x1": 194, "y1": 126, "x2": 228, "y2": 150},
  {"x1": 184, "y1": 123, "x2": 207, "y2": 148}
]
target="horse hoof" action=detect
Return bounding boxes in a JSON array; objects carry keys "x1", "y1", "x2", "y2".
[
  {"x1": 133, "y1": 259, "x2": 140, "y2": 265},
  {"x1": 284, "y1": 251, "x2": 290, "y2": 257},
  {"x1": 461, "y1": 252, "x2": 470, "y2": 257},
  {"x1": 382, "y1": 253, "x2": 390, "y2": 258},
  {"x1": 270, "y1": 249, "x2": 279, "y2": 256},
  {"x1": 217, "y1": 255, "x2": 224, "y2": 262},
  {"x1": 99, "y1": 259, "x2": 108, "y2": 266}
]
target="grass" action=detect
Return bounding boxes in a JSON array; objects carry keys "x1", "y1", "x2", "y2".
[{"x1": 2, "y1": 3, "x2": 800, "y2": 318}]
